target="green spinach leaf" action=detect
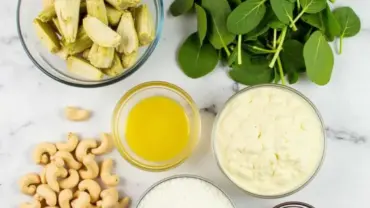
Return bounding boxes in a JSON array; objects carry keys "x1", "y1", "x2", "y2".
[
  {"x1": 229, "y1": 51, "x2": 274, "y2": 85},
  {"x1": 195, "y1": 4, "x2": 207, "y2": 44},
  {"x1": 178, "y1": 33, "x2": 219, "y2": 78},
  {"x1": 228, "y1": 48, "x2": 238, "y2": 66},
  {"x1": 269, "y1": 19, "x2": 286, "y2": 29},
  {"x1": 322, "y1": 4, "x2": 341, "y2": 42},
  {"x1": 202, "y1": 0, "x2": 235, "y2": 51},
  {"x1": 281, "y1": 39, "x2": 305, "y2": 73},
  {"x1": 303, "y1": 31, "x2": 334, "y2": 85},
  {"x1": 288, "y1": 72, "x2": 299, "y2": 84},
  {"x1": 270, "y1": 0, "x2": 294, "y2": 25},
  {"x1": 170, "y1": 0, "x2": 194, "y2": 16},
  {"x1": 301, "y1": 13, "x2": 325, "y2": 31},
  {"x1": 333, "y1": 7, "x2": 361, "y2": 54},
  {"x1": 227, "y1": 0, "x2": 267, "y2": 34},
  {"x1": 245, "y1": 7, "x2": 276, "y2": 41},
  {"x1": 300, "y1": 0, "x2": 326, "y2": 14},
  {"x1": 228, "y1": 0, "x2": 242, "y2": 9}
]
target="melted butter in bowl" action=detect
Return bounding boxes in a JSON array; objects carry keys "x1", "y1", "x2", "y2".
[
  {"x1": 112, "y1": 81, "x2": 201, "y2": 171},
  {"x1": 126, "y1": 96, "x2": 190, "y2": 162}
]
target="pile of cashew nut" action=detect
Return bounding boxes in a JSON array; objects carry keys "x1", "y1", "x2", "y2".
[{"x1": 19, "y1": 133, "x2": 130, "y2": 208}]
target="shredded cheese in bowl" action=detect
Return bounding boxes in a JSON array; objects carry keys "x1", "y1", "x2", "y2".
[
  {"x1": 137, "y1": 176, "x2": 235, "y2": 208},
  {"x1": 213, "y1": 85, "x2": 325, "y2": 198}
]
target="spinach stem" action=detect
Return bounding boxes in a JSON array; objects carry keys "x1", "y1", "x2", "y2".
[
  {"x1": 290, "y1": 8, "x2": 306, "y2": 29},
  {"x1": 329, "y1": 0, "x2": 336, "y2": 3},
  {"x1": 288, "y1": 15, "x2": 297, "y2": 31},
  {"x1": 339, "y1": 36, "x2": 343, "y2": 54},
  {"x1": 277, "y1": 57, "x2": 286, "y2": 85},
  {"x1": 273, "y1": 29, "x2": 277, "y2": 49},
  {"x1": 237, "y1": 35, "x2": 242, "y2": 65},
  {"x1": 297, "y1": 0, "x2": 301, "y2": 10},
  {"x1": 269, "y1": 27, "x2": 287, "y2": 68},
  {"x1": 224, "y1": 46, "x2": 231, "y2": 57},
  {"x1": 250, "y1": 46, "x2": 277, "y2": 53}
]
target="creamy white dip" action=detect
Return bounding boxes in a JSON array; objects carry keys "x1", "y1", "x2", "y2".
[{"x1": 215, "y1": 86, "x2": 324, "y2": 196}]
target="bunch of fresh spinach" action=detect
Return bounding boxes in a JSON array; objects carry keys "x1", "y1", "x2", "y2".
[{"x1": 171, "y1": 0, "x2": 361, "y2": 86}]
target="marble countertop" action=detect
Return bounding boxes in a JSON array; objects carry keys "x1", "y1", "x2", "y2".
[{"x1": 1, "y1": 0, "x2": 370, "y2": 207}]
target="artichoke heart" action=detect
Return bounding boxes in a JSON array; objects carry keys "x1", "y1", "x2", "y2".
[
  {"x1": 105, "y1": 0, "x2": 140, "y2": 11},
  {"x1": 106, "y1": 5, "x2": 123, "y2": 26},
  {"x1": 62, "y1": 27, "x2": 93, "y2": 55},
  {"x1": 132, "y1": 4, "x2": 155, "y2": 46},
  {"x1": 82, "y1": 48, "x2": 91, "y2": 59},
  {"x1": 38, "y1": 5, "x2": 56, "y2": 22},
  {"x1": 56, "y1": 47, "x2": 69, "y2": 60},
  {"x1": 67, "y1": 56, "x2": 104, "y2": 80},
  {"x1": 88, "y1": 44, "x2": 115, "y2": 68},
  {"x1": 54, "y1": 0, "x2": 81, "y2": 43},
  {"x1": 83, "y1": 16, "x2": 121, "y2": 47},
  {"x1": 33, "y1": 19, "x2": 61, "y2": 53},
  {"x1": 43, "y1": 0, "x2": 55, "y2": 8},
  {"x1": 102, "y1": 53, "x2": 125, "y2": 76},
  {"x1": 51, "y1": 18, "x2": 62, "y2": 35},
  {"x1": 116, "y1": 11, "x2": 138, "y2": 55},
  {"x1": 86, "y1": 0, "x2": 108, "y2": 25},
  {"x1": 122, "y1": 51, "x2": 138, "y2": 68}
]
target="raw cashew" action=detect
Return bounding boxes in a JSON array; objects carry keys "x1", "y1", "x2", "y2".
[
  {"x1": 46, "y1": 163, "x2": 68, "y2": 192},
  {"x1": 59, "y1": 169, "x2": 79, "y2": 189},
  {"x1": 59, "y1": 189, "x2": 73, "y2": 208},
  {"x1": 45, "y1": 206, "x2": 60, "y2": 208},
  {"x1": 78, "y1": 179, "x2": 101, "y2": 203},
  {"x1": 41, "y1": 154, "x2": 49, "y2": 164},
  {"x1": 75, "y1": 139, "x2": 97, "y2": 162},
  {"x1": 52, "y1": 157, "x2": 65, "y2": 168},
  {"x1": 65, "y1": 106, "x2": 91, "y2": 122},
  {"x1": 79, "y1": 154, "x2": 99, "y2": 179},
  {"x1": 91, "y1": 133, "x2": 114, "y2": 155},
  {"x1": 18, "y1": 173, "x2": 41, "y2": 195},
  {"x1": 33, "y1": 143, "x2": 57, "y2": 165},
  {"x1": 97, "y1": 188, "x2": 119, "y2": 208},
  {"x1": 71, "y1": 191, "x2": 91, "y2": 208},
  {"x1": 115, "y1": 197, "x2": 130, "y2": 208},
  {"x1": 20, "y1": 200, "x2": 41, "y2": 208},
  {"x1": 40, "y1": 168, "x2": 47, "y2": 184},
  {"x1": 52, "y1": 151, "x2": 81, "y2": 170},
  {"x1": 34, "y1": 184, "x2": 57, "y2": 206},
  {"x1": 56, "y1": 133, "x2": 79, "y2": 152},
  {"x1": 100, "y1": 159, "x2": 119, "y2": 186}
]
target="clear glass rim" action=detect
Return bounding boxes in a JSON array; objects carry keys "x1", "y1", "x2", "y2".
[
  {"x1": 273, "y1": 201, "x2": 315, "y2": 208},
  {"x1": 136, "y1": 174, "x2": 236, "y2": 208},
  {"x1": 112, "y1": 81, "x2": 201, "y2": 171},
  {"x1": 212, "y1": 84, "x2": 327, "y2": 199},
  {"x1": 16, "y1": 0, "x2": 164, "y2": 88}
]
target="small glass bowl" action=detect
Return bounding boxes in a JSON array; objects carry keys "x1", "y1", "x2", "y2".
[
  {"x1": 136, "y1": 175, "x2": 236, "y2": 208},
  {"x1": 212, "y1": 84, "x2": 326, "y2": 198},
  {"x1": 273, "y1": 201, "x2": 315, "y2": 208},
  {"x1": 112, "y1": 81, "x2": 201, "y2": 171},
  {"x1": 16, "y1": 0, "x2": 164, "y2": 88}
]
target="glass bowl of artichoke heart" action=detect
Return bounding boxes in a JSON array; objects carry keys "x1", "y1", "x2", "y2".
[{"x1": 17, "y1": 0, "x2": 164, "y2": 88}]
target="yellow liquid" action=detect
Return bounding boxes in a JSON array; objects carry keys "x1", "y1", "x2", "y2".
[{"x1": 126, "y1": 96, "x2": 190, "y2": 162}]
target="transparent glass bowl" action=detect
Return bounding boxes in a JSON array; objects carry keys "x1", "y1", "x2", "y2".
[
  {"x1": 112, "y1": 81, "x2": 201, "y2": 171},
  {"x1": 136, "y1": 175, "x2": 236, "y2": 208},
  {"x1": 273, "y1": 201, "x2": 314, "y2": 208},
  {"x1": 16, "y1": 0, "x2": 164, "y2": 88},
  {"x1": 212, "y1": 84, "x2": 326, "y2": 198}
]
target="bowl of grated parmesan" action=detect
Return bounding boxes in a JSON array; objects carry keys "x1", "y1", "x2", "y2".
[{"x1": 136, "y1": 175, "x2": 235, "y2": 208}]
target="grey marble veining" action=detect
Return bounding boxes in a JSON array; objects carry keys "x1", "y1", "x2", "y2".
[{"x1": 326, "y1": 127, "x2": 367, "y2": 144}]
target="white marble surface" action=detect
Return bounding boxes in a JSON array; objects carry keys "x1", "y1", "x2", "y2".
[{"x1": 1, "y1": 0, "x2": 370, "y2": 207}]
